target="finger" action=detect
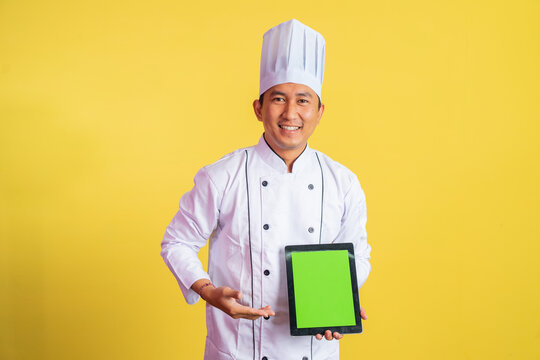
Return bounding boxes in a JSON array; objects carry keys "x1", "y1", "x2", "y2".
[
  {"x1": 325, "y1": 330, "x2": 332, "y2": 340},
  {"x1": 223, "y1": 287, "x2": 242, "y2": 300},
  {"x1": 360, "y1": 307, "x2": 367, "y2": 320},
  {"x1": 233, "y1": 313, "x2": 261, "y2": 320},
  {"x1": 232, "y1": 303, "x2": 269, "y2": 318},
  {"x1": 231, "y1": 307, "x2": 265, "y2": 320},
  {"x1": 228, "y1": 309, "x2": 263, "y2": 320},
  {"x1": 333, "y1": 332, "x2": 343, "y2": 340},
  {"x1": 255, "y1": 305, "x2": 273, "y2": 316},
  {"x1": 243, "y1": 314, "x2": 262, "y2": 320},
  {"x1": 315, "y1": 334, "x2": 323, "y2": 340},
  {"x1": 259, "y1": 305, "x2": 276, "y2": 317}
]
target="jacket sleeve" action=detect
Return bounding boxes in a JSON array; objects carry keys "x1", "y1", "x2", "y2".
[
  {"x1": 161, "y1": 167, "x2": 221, "y2": 304},
  {"x1": 335, "y1": 175, "x2": 371, "y2": 289}
]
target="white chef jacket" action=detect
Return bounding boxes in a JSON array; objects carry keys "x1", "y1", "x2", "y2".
[{"x1": 161, "y1": 134, "x2": 371, "y2": 360}]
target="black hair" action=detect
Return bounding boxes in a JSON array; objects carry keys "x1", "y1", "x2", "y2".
[{"x1": 259, "y1": 91, "x2": 322, "y2": 110}]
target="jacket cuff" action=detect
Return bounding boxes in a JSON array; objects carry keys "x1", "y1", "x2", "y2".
[{"x1": 179, "y1": 270, "x2": 211, "y2": 305}]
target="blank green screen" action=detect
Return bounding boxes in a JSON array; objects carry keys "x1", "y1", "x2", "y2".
[{"x1": 291, "y1": 250, "x2": 356, "y2": 328}]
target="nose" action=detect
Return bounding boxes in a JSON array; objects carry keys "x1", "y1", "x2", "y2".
[{"x1": 282, "y1": 101, "x2": 299, "y2": 121}]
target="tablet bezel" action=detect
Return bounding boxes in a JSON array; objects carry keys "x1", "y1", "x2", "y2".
[{"x1": 285, "y1": 243, "x2": 363, "y2": 336}]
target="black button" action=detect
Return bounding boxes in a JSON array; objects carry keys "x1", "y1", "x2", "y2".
[
  {"x1": 264, "y1": 269, "x2": 270, "y2": 276},
  {"x1": 302, "y1": 357, "x2": 309, "y2": 360},
  {"x1": 308, "y1": 227, "x2": 314, "y2": 233},
  {"x1": 262, "y1": 180, "x2": 268, "y2": 187},
  {"x1": 264, "y1": 316, "x2": 270, "y2": 320},
  {"x1": 262, "y1": 357, "x2": 268, "y2": 360},
  {"x1": 263, "y1": 224, "x2": 269, "y2": 230},
  {"x1": 308, "y1": 184, "x2": 314, "y2": 190}
]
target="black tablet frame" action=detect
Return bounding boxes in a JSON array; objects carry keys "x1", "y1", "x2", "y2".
[{"x1": 285, "y1": 243, "x2": 363, "y2": 336}]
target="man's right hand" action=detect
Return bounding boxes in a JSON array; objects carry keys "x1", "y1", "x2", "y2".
[{"x1": 193, "y1": 280, "x2": 275, "y2": 320}]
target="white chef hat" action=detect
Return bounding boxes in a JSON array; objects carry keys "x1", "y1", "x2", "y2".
[{"x1": 259, "y1": 19, "x2": 325, "y2": 98}]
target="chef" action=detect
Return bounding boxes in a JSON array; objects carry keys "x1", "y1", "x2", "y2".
[{"x1": 161, "y1": 19, "x2": 371, "y2": 360}]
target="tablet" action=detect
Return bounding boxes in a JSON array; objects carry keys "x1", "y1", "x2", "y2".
[{"x1": 285, "y1": 243, "x2": 363, "y2": 336}]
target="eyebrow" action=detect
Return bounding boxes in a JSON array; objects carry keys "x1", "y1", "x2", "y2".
[
  {"x1": 296, "y1": 92, "x2": 313, "y2": 98},
  {"x1": 269, "y1": 90, "x2": 313, "y2": 98},
  {"x1": 269, "y1": 90, "x2": 286, "y2": 97}
]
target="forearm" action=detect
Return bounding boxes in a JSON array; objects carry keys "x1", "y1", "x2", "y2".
[
  {"x1": 339, "y1": 175, "x2": 372, "y2": 287},
  {"x1": 161, "y1": 167, "x2": 221, "y2": 304},
  {"x1": 161, "y1": 232, "x2": 210, "y2": 304}
]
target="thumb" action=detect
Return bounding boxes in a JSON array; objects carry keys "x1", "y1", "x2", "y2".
[
  {"x1": 360, "y1": 307, "x2": 367, "y2": 320},
  {"x1": 223, "y1": 287, "x2": 242, "y2": 300},
  {"x1": 233, "y1": 290, "x2": 242, "y2": 300}
]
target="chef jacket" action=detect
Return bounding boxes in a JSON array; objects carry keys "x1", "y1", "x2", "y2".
[{"x1": 161, "y1": 134, "x2": 371, "y2": 360}]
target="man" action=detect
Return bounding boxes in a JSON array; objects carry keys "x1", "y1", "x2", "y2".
[{"x1": 161, "y1": 19, "x2": 371, "y2": 360}]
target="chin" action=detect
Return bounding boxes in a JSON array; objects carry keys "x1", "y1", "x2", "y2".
[{"x1": 277, "y1": 142, "x2": 304, "y2": 150}]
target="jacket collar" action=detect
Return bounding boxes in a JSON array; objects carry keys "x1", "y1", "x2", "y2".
[{"x1": 254, "y1": 133, "x2": 314, "y2": 174}]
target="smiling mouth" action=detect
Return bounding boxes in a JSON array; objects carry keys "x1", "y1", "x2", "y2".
[{"x1": 279, "y1": 125, "x2": 302, "y2": 130}]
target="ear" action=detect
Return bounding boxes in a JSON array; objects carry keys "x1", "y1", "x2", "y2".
[
  {"x1": 316, "y1": 103, "x2": 325, "y2": 124},
  {"x1": 253, "y1": 99, "x2": 263, "y2": 122}
]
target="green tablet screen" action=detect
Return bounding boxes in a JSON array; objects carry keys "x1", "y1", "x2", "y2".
[{"x1": 291, "y1": 249, "x2": 356, "y2": 328}]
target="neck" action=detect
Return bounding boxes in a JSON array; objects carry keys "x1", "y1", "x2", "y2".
[{"x1": 263, "y1": 134, "x2": 306, "y2": 173}]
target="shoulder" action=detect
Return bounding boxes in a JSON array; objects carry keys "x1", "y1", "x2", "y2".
[
  {"x1": 197, "y1": 144, "x2": 255, "y2": 189},
  {"x1": 313, "y1": 150, "x2": 359, "y2": 185},
  {"x1": 312, "y1": 149, "x2": 366, "y2": 203},
  {"x1": 203, "y1": 145, "x2": 253, "y2": 173}
]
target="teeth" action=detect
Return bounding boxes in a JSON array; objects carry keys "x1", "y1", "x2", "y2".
[{"x1": 281, "y1": 125, "x2": 300, "y2": 130}]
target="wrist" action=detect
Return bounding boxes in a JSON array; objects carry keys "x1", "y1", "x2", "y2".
[{"x1": 198, "y1": 282, "x2": 215, "y2": 301}]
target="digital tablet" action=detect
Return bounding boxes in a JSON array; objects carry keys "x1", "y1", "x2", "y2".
[{"x1": 285, "y1": 243, "x2": 363, "y2": 336}]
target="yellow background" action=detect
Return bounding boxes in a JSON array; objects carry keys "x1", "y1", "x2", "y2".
[{"x1": 1, "y1": 0, "x2": 539, "y2": 359}]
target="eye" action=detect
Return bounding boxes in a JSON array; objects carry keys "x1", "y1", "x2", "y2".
[
  {"x1": 273, "y1": 97, "x2": 285, "y2": 102},
  {"x1": 298, "y1": 99, "x2": 309, "y2": 104}
]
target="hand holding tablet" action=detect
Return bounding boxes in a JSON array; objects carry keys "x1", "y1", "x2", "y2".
[{"x1": 285, "y1": 243, "x2": 365, "y2": 337}]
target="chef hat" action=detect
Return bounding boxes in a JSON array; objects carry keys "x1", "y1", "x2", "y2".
[{"x1": 259, "y1": 19, "x2": 325, "y2": 98}]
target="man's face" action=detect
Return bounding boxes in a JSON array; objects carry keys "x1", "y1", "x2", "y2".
[{"x1": 253, "y1": 82, "x2": 324, "y2": 155}]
